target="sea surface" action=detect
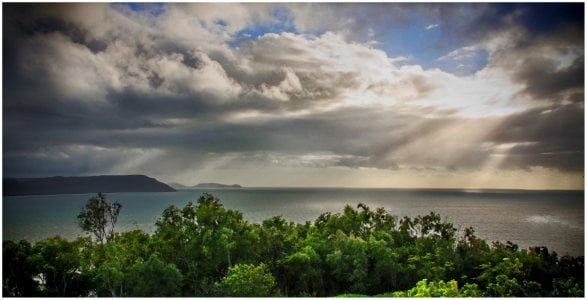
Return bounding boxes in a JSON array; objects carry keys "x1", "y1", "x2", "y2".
[{"x1": 3, "y1": 188, "x2": 584, "y2": 257}]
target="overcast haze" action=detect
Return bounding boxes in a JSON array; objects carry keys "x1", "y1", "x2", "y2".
[{"x1": 3, "y1": 3, "x2": 584, "y2": 189}]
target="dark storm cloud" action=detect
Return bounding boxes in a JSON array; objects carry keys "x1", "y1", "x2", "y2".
[
  {"x1": 3, "y1": 4, "x2": 108, "y2": 54},
  {"x1": 510, "y1": 3, "x2": 583, "y2": 43},
  {"x1": 3, "y1": 147, "x2": 130, "y2": 178},
  {"x1": 489, "y1": 103, "x2": 584, "y2": 171},
  {"x1": 464, "y1": 4, "x2": 584, "y2": 104},
  {"x1": 30, "y1": 16, "x2": 107, "y2": 54},
  {"x1": 439, "y1": 3, "x2": 584, "y2": 49},
  {"x1": 66, "y1": 106, "x2": 414, "y2": 155},
  {"x1": 2, "y1": 3, "x2": 584, "y2": 181},
  {"x1": 492, "y1": 105, "x2": 583, "y2": 147},
  {"x1": 505, "y1": 145, "x2": 583, "y2": 172},
  {"x1": 3, "y1": 85, "x2": 285, "y2": 155},
  {"x1": 513, "y1": 56, "x2": 584, "y2": 102}
]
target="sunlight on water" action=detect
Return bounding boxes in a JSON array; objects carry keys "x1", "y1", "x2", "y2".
[{"x1": 526, "y1": 215, "x2": 582, "y2": 230}]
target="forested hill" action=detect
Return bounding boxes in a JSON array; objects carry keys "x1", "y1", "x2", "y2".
[{"x1": 3, "y1": 175, "x2": 176, "y2": 196}]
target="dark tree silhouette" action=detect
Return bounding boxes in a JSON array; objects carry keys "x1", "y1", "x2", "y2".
[{"x1": 77, "y1": 193, "x2": 122, "y2": 243}]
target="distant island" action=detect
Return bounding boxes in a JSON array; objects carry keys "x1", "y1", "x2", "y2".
[
  {"x1": 169, "y1": 182, "x2": 243, "y2": 189},
  {"x1": 196, "y1": 183, "x2": 243, "y2": 188},
  {"x1": 3, "y1": 175, "x2": 176, "y2": 196}
]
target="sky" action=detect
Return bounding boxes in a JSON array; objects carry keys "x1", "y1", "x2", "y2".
[{"x1": 2, "y1": 3, "x2": 584, "y2": 190}]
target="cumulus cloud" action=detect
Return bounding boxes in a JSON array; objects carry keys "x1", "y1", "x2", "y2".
[
  {"x1": 2, "y1": 3, "x2": 583, "y2": 188},
  {"x1": 445, "y1": 3, "x2": 584, "y2": 104}
]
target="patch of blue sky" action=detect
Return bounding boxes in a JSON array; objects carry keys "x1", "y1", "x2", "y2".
[
  {"x1": 375, "y1": 15, "x2": 444, "y2": 68},
  {"x1": 372, "y1": 13, "x2": 489, "y2": 76},
  {"x1": 112, "y1": 3, "x2": 166, "y2": 17},
  {"x1": 214, "y1": 19, "x2": 228, "y2": 27},
  {"x1": 433, "y1": 49, "x2": 489, "y2": 76},
  {"x1": 228, "y1": 7, "x2": 297, "y2": 48}
]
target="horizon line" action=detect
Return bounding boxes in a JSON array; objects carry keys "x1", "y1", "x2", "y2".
[{"x1": 186, "y1": 185, "x2": 585, "y2": 192}]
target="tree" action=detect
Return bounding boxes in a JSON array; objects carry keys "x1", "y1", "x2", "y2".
[
  {"x1": 455, "y1": 226, "x2": 490, "y2": 282},
  {"x1": 478, "y1": 257, "x2": 543, "y2": 296},
  {"x1": 152, "y1": 194, "x2": 254, "y2": 296},
  {"x1": 279, "y1": 245, "x2": 323, "y2": 296},
  {"x1": 130, "y1": 253, "x2": 183, "y2": 297},
  {"x1": 388, "y1": 279, "x2": 481, "y2": 297},
  {"x1": 216, "y1": 263, "x2": 277, "y2": 297},
  {"x1": 553, "y1": 277, "x2": 584, "y2": 297},
  {"x1": 77, "y1": 193, "x2": 122, "y2": 243},
  {"x1": 365, "y1": 232, "x2": 402, "y2": 294},
  {"x1": 259, "y1": 215, "x2": 299, "y2": 285},
  {"x1": 3, "y1": 240, "x2": 40, "y2": 296},
  {"x1": 29, "y1": 237, "x2": 92, "y2": 297},
  {"x1": 84, "y1": 230, "x2": 152, "y2": 297},
  {"x1": 326, "y1": 232, "x2": 369, "y2": 295}
]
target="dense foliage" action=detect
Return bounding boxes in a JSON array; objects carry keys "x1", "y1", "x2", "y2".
[{"x1": 3, "y1": 193, "x2": 584, "y2": 297}]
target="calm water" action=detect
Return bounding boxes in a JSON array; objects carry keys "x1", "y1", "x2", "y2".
[{"x1": 3, "y1": 188, "x2": 584, "y2": 256}]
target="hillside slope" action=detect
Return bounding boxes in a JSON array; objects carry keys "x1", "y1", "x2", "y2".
[{"x1": 4, "y1": 175, "x2": 176, "y2": 196}]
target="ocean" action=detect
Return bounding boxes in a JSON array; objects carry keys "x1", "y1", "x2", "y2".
[{"x1": 2, "y1": 188, "x2": 584, "y2": 257}]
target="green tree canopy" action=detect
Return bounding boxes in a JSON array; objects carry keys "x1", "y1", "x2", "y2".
[
  {"x1": 130, "y1": 253, "x2": 183, "y2": 297},
  {"x1": 3, "y1": 240, "x2": 40, "y2": 296},
  {"x1": 3, "y1": 193, "x2": 584, "y2": 297},
  {"x1": 216, "y1": 263, "x2": 277, "y2": 297}
]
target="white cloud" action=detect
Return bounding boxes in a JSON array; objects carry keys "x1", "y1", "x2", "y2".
[
  {"x1": 15, "y1": 4, "x2": 529, "y2": 118},
  {"x1": 438, "y1": 44, "x2": 481, "y2": 61},
  {"x1": 425, "y1": 24, "x2": 439, "y2": 30}
]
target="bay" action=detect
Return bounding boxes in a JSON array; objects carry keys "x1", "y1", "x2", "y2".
[{"x1": 2, "y1": 188, "x2": 584, "y2": 257}]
